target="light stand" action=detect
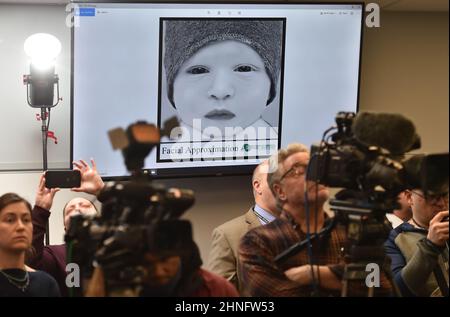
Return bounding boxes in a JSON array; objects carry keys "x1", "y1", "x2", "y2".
[{"x1": 23, "y1": 40, "x2": 61, "y2": 245}]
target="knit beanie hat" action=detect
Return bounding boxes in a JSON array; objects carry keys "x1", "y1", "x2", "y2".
[{"x1": 164, "y1": 19, "x2": 284, "y2": 108}]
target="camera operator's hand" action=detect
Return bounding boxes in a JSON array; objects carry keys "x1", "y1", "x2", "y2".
[
  {"x1": 285, "y1": 265, "x2": 341, "y2": 290},
  {"x1": 35, "y1": 173, "x2": 60, "y2": 210},
  {"x1": 427, "y1": 210, "x2": 449, "y2": 247},
  {"x1": 71, "y1": 159, "x2": 105, "y2": 197}
]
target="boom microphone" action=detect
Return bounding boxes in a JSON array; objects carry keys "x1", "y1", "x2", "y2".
[{"x1": 352, "y1": 112, "x2": 421, "y2": 155}]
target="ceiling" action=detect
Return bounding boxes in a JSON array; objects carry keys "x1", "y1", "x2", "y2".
[{"x1": 0, "y1": 0, "x2": 448, "y2": 12}]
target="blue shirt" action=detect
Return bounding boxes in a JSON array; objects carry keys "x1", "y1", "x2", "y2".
[{"x1": 253, "y1": 204, "x2": 276, "y2": 225}]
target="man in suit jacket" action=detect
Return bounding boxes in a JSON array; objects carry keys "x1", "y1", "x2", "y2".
[{"x1": 207, "y1": 160, "x2": 278, "y2": 293}]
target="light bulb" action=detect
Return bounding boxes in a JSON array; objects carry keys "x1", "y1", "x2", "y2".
[{"x1": 24, "y1": 33, "x2": 61, "y2": 70}]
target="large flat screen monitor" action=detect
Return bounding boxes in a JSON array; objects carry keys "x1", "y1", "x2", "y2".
[{"x1": 72, "y1": 1, "x2": 363, "y2": 178}]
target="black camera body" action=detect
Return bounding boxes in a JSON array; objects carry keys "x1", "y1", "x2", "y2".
[
  {"x1": 65, "y1": 118, "x2": 196, "y2": 296},
  {"x1": 308, "y1": 112, "x2": 448, "y2": 212}
]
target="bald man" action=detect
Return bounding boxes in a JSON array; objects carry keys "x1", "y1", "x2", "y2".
[{"x1": 207, "y1": 160, "x2": 278, "y2": 293}]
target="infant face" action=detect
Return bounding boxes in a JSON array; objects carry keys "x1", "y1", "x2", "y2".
[{"x1": 173, "y1": 40, "x2": 271, "y2": 137}]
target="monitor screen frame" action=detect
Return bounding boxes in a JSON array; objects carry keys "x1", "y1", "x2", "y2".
[{"x1": 70, "y1": 1, "x2": 364, "y2": 181}]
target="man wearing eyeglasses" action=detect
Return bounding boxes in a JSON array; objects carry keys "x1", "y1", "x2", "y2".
[
  {"x1": 238, "y1": 143, "x2": 393, "y2": 296},
  {"x1": 385, "y1": 188, "x2": 449, "y2": 296}
]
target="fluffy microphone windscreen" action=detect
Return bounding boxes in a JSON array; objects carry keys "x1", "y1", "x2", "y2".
[{"x1": 352, "y1": 112, "x2": 420, "y2": 155}]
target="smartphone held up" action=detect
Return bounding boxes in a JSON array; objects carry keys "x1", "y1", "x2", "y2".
[{"x1": 45, "y1": 170, "x2": 81, "y2": 188}]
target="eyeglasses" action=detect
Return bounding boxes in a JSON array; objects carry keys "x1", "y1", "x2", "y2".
[
  {"x1": 410, "y1": 190, "x2": 449, "y2": 204},
  {"x1": 279, "y1": 163, "x2": 307, "y2": 182}
]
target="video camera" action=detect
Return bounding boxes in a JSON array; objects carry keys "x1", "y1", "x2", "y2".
[
  {"x1": 65, "y1": 117, "x2": 196, "y2": 296},
  {"x1": 308, "y1": 112, "x2": 448, "y2": 210},
  {"x1": 307, "y1": 111, "x2": 448, "y2": 214},
  {"x1": 313, "y1": 112, "x2": 448, "y2": 294},
  {"x1": 307, "y1": 112, "x2": 447, "y2": 260},
  {"x1": 275, "y1": 111, "x2": 448, "y2": 296}
]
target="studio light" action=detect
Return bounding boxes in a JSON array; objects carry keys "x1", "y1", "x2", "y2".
[
  {"x1": 24, "y1": 33, "x2": 61, "y2": 70},
  {"x1": 22, "y1": 33, "x2": 62, "y2": 245},
  {"x1": 23, "y1": 33, "x2": 61, "y2": 108}
]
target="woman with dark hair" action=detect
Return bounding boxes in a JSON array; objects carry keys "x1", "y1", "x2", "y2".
[{"x1": 0, "y1": 193, "x2": 60, "y2": 297}]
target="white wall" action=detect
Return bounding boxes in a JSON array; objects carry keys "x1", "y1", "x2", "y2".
[
  {"x1": 0, "y1": 6, "x2": 448, "y2": 263},
  {"x1": 0, "y1": 4, "x2": 71, "y2": 170},
  {"x1": 360, "y1": 12, "x2": 449, "y2": 153}
]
